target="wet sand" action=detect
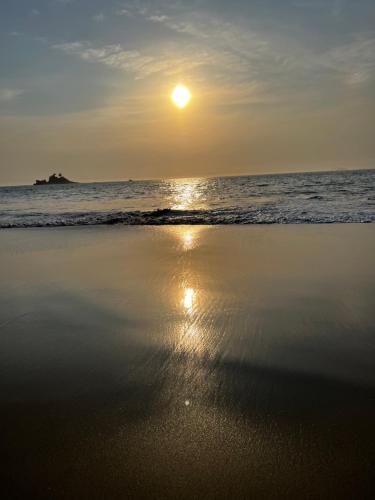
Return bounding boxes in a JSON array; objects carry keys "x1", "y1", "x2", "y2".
[{"x1": 0, "y1": 225, "x2": 374, "y2": 499}]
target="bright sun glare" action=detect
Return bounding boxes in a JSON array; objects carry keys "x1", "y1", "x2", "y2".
[{"x1": 171, "y1": 84, "x2": 191, "y2": 109}]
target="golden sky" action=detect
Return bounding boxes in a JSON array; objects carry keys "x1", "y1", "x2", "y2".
[{"x1": 0, "y1": 0, "x2": 374, "y2": 184}]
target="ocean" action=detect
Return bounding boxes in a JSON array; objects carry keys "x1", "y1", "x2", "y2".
[{"x1": 0, "y1": 169, "x2": 374, "y2": 228}]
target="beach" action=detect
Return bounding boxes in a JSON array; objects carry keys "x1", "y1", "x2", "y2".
[{"x1": 1, "y1": 225, "x2": 374, "y2": 498}]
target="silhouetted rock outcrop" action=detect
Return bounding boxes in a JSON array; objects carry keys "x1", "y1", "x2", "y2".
[{"x1": 34, "y1": 173, "x2": 75, "y2": 185}]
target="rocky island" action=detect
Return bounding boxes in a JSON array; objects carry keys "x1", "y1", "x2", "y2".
[{"x1": 34, "y1": 173, "x2": 75, "y2": 185}]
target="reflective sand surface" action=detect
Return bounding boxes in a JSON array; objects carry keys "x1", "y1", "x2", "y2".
[{"x1": 0, "y1": 225, "x2": 374, "y2": 498}]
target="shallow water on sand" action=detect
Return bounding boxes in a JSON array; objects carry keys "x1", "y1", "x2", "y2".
[{"x1": 0, "y1": 225, "x2": 374, "y2": 498}]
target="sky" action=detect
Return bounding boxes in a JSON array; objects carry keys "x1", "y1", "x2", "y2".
[{"x1": 0, "y1": 0, "x2": 374, "y2": 184}]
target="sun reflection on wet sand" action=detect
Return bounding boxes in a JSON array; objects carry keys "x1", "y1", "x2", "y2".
[
  {"x1": 175, "y1": 322, "x2": 206, "y2": 356},
  {"x1": 162, "y1": 222, "x2": 213, "y2": 377},
  {"x1": 182, "y1": 230, "x2": 194, "y2": 250},
  {"x1": 163, "y1": 225, "x2": 210, "y2": 251},
  {"x1": 183, "y1": 287, "x2": 195, "y2": 313}
]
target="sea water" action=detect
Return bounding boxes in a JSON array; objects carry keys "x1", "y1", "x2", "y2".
[{"x1": 0, "y1": 169, "x2": 374, "y2": 227}]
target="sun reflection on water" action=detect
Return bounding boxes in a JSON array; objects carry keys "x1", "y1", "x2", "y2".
[{"x1": 166, "y1": 178, "x2": 208, "y2": 211}]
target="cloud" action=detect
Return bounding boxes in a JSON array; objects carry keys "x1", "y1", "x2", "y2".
[
  {"x1": 0, "y1": 88, "x2": 24, "y2": 102},
  {"x1": 52, "y1": 5, "x2": 282, "y2": 90},
  {"x1": 117, "y1": 8, "x2": 132, "y2": 17},
  {"x1": 52, "y1": 1, "x2": 375, "y2": 107},
  {"x1": 148, "y1": 15, "x2": 169, "y2": 23},
  {"x1": 114, "y1": 5, "x2": 296, "y2": 82},
  {"x1": 318, "y1": 36, "x2": 375, "y2": 85},
  {"x1": 93, "y1": 13, "x2": 105, "y2": 23},
  {"x1": 293, "y1": 0, "x2": 344, "y2": 16},
  {"x1": 53, "y1": 40, "x2": 215, "y2": 80}
]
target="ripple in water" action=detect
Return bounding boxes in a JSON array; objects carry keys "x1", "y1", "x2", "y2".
[{"x1": 0, "y1": 169, "x2": 374, "y2": 227}]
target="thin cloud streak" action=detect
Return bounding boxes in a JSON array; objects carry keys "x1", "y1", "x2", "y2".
[{"x1": 0, "y1": 88, "x2": 24, "y2": 102}]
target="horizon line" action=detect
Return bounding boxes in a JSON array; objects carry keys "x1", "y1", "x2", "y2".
[{"x1": 1, "y1": 166, "x2": 374, "y2": 188}]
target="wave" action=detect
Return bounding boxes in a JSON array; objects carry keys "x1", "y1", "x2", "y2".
[{"x1": 1, "y1": 207, "x2": 374, "y2": 228}]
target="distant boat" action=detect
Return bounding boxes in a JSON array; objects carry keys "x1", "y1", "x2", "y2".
[{"x1": 34, "y1": 173, "x2": 75, "y2": 186}]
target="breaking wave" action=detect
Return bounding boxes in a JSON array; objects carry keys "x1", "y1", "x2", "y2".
[{"x1": 1, "y1": 206, "x2": 374, "y2": 228}]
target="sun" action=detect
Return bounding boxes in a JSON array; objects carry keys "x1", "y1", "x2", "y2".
[{"x1": 171, "y1": 84, "x2": 191, "y2": 109}]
